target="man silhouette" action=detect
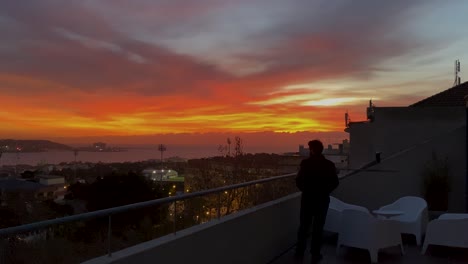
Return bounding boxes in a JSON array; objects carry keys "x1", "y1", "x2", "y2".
[{"x1": 295, "y1": 140, "x2": 339, "y2": 263}]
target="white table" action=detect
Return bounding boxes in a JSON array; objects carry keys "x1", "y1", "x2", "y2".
[{"x1": 372, "y1": 209, "x2": 403, "y2": 219}]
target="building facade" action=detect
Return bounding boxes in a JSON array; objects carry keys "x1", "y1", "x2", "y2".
[{"x1": 338, "y1": 82, "x2": 468, "y2": 212}]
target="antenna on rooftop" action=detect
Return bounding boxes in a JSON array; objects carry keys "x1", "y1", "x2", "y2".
[
  {"x1": 454, "y1": 60, "x2": 461, "y2": 87},
  {"x1": 345, "y1": 111, "x2": 349, "y2": 127},
  {"x1": 366, "y1": 100, "x2": 375, "y2": 122}
]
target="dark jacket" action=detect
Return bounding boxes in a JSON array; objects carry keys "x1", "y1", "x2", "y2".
[{"x1": 296, "y1": 155, "x2": 339, "y2": 199}]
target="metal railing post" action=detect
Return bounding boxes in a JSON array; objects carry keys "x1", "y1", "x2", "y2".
[
  {"x1": 255, "y1": 184, "x2": 260, "y2": 205},
  {"x1": 0, "y1": 238, "x2": 6, "y2": 264},
  {"x1": 217, "y1": 192, "x2": 221, "y2": 220},
  {"x1": 173, "y1": 201, "x2": 177, "y2": 235},
  {"x1": 107, "y1": 215, "x2": 112, "y2": 257},
  {"x1": 465, "y1": 97, "x2": 468, "y2": 212}
]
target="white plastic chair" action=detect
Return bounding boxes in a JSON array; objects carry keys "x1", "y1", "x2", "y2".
[
  {"x1": 324, "y1": 196, "x2": 369, "y2": 233},
  {"x1": 337, "y1": 209, "x2": 404, "y2": 263},
  {"x1": 378, "y1": 196, "x2": 428, "y2": 245},
  {"x1": 421, "y1": 213, "x2": 468, "y2": 254}
]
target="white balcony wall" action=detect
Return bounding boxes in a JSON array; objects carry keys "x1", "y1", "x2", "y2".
[{"x1": 84, "y1": 193, "x2": 301, "y2": 264}]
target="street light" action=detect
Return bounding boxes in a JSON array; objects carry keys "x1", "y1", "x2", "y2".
[
  {"x1": 15, "y1": 146, "x2": 20, "y2": 176},
  {"x1": 73, "y1": 149, "x2": 79, "y2": 183},
  {"x1": 157, "y1": 144, "x2": 167, "y2": 168}
]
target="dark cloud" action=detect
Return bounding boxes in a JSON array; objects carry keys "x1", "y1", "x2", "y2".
[
  {"x1": 0, "y1": 0, "x2": 437, "y2": 97},
  {"x1": 0, "y1": 0, "x2": 232, "y2": 96},
  {"x1": 233, "y1": 1, "x2": 430, "y2": 85}
]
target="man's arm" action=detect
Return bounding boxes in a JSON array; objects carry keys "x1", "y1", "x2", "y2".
[
  {"x1": 296, "y1": 160, "x2": 305, "y2": 192},
  {"x1": 328, "y1": 163, "x2": 339, "y2": 193}
]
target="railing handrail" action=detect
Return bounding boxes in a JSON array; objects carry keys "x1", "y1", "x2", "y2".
[{"x1": 0, "y1": 173, "x2": 296, "y2": 237}]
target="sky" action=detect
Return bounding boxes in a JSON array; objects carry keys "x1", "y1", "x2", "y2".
[{"x1": 1, "y1": 0, "x2": 468, "y2": 146}]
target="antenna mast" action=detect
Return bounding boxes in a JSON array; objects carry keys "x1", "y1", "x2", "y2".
[{"x1": 454, "y1": 60, "x2": 461, "y2": 87}]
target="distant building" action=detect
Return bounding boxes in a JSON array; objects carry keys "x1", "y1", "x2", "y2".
[
  {"x1": 142, "y1": 169, "x2": 179, "y2": 181},
  {"x1": 93, "y1": 142, "x2": 107, "y2": 151},
  {"x1": 299, "y1": 139, "x2": 349, "y2": 157},
  {"x1": 342, "y1": 139, "x2": 350, "y2": 154},
  {"x1": 297, "y1": 140, "x2": 349, "y2": 170},
  {"x1": 38, "y1": 175, "x2": 65, "y2": 186},
  {"x1": 298, "y1": 145, "x2": 307, "y2": 157},
  {"x1": 0, "y1": 176, "x2": 66, "y2": 203},
  {"x1": 37, "y1": 175, "x2": 67, "y2": 201}
]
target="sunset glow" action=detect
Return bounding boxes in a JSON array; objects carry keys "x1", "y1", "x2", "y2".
[{"x1": 1, "y1": 0, "x2": 467, "y2": 144}]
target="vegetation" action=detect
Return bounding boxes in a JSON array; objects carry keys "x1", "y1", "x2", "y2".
[
  {"x1": 185, "y1": 137, "x2": 296, "y2": 219},
  {"x1": 1, "y1": 139, "x2": 298, "y2": 263}
]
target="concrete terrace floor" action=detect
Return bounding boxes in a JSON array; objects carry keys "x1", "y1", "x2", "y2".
[{"x1": 270, "y1": 234, "x2": 468, "y2": 264}]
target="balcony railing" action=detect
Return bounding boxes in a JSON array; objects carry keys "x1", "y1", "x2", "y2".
[{"x1": 0, "y1": 173, "x2": 297, "y2": 263}]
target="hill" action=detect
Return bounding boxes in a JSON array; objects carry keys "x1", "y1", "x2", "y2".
[{"x1": 0, "y1": 139, "x2": 72, "y2": 152}]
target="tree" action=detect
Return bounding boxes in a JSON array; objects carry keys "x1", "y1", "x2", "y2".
[
  {"x1": 227, "y1": 137, "x2": 231, "y2": 157},
  {"x1": 20, "y1": 170, "x2": 36, "y2": 179},
  {"x1": 66, "y1": 172, "x2": 167, "y2": 241},
  {"x1": 0, "y1": 207, "x2": 20, "y2": 228},
  {"x1": 217, "y1": 144, "x2": 227, "y2": 157},
  {"x1": 234, "y1": 136, "x2": 243, "y2": 157},
  {"x1": 71, "y1": 172, "x2": 160, "y2": 212}
]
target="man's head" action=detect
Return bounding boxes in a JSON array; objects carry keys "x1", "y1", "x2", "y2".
[{"x1": 308, "y1": 140, "x2": 323, "y2": 155}]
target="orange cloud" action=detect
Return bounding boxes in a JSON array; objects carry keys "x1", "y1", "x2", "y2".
[{"x1": 0, "y1": 0, "x2": 446, "y2": 141}]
